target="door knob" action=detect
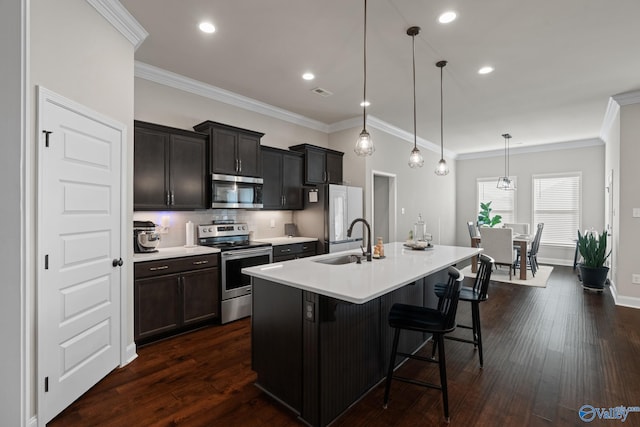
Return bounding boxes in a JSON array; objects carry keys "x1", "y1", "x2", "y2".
[{"x1": 112, "y1": 258, "x2": 123, "y2": 267}]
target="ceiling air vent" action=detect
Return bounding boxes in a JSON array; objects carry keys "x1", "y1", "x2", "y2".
[{"x1": 311, "y1": 87, "x2": 333, "y2": 97}]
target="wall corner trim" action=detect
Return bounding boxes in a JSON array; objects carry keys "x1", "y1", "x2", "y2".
[{"x1": 86, "y1": 0, "x2": 148, "y2": 49}]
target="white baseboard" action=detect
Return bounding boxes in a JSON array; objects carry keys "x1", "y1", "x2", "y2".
[
  {"x1": 123, "y1": 342, "x2": 138, "y2": 366},
  {"x1": 27, "y1": 415, "x2": 37, "y2": 427},
  {"x1": 609, "y1": 281, "x2": 640, "y2": 309}
]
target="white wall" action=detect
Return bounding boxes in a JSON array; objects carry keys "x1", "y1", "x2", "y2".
[
  {"x1": 456, "y1": 144, "x2": 605, "y2": 265},
  {"x1": 28, "y1": 0, "x2": 135, "y2": 420},
  {"x1": 617, "y1": 103, "x2": 640, "y2": 303},
  {"x1": 1, "y1": 0, "x2": 26, "y2": 424}
]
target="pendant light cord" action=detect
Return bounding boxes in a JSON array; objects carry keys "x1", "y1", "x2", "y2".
[
  {"x1": 412, "y1": 32, "x2": 417, "y2": 149},
  {"x1": 440, "y1": 63, "x2": 444, "y2": 159},
  {"x1": 362, "y1": 0, "x2": 367, "y2": 130}
]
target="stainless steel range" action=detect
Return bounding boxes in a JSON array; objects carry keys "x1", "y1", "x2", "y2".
[{"x1": 198, "y1": 222, "x2": 272, "y2": 324}]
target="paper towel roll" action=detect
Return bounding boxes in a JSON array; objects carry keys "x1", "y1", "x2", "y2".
[{"x1": 185, "y1": 221, "x2": 195, "y2": 247}]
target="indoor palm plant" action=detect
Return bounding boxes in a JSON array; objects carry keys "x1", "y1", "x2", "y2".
[{"x1": 577, "y1": 229, "x2": 611, "y2": 290}]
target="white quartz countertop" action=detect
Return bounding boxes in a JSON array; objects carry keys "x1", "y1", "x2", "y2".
[
  {"x1": 242, "y1": 242, "x2": 481, "y2": 304},
  {"x1": 133, "y1": 245, "x2": 220, "y2": 263},
  {"x1": 253, "y1": 236, "x2": 318, "y2": 246}
]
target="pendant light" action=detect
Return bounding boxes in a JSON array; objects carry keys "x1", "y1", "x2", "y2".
[
  {"x1": 435, "y1": 60, "x2": 449, "y2": 176},
  {"x1": 496, "y1": 133, "x2": 516, "y2": 190},
  {"x1": 407, "y1": 26, "x2": 423, "y2": 168},
  {"x1": 354, "y1": 0, "x2": 374, "y2": 156}
]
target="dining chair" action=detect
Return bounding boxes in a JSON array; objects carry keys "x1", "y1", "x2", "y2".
[
  {"x1": 503, "y1": 222, "x2": 530, "y2": 236},
  {"x1": 478, "y1": 227, "x2": 516, "y2": 279},
  {"x1": 514, "y1": 222, "x2": 544, "y2": 276},
  {"x1": 383, "y1": 266, "x2": 464, "y2": 422},
  {"x1": 433, "y1": 254, "x2": 494, "y2": 367},
  {"x1": 467, "y1": 221, "x2": 479, "y2": 247}
]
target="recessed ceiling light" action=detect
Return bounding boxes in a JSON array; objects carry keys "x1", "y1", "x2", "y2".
[
  {"x1": 478, "y1": 66, "x2": 494, "y2": 75},
  {"x1": 302, "y1": 72, "x2": 315, "y2": 81},
  {"x1": 199, "y1": 22, "x2": 216, "y2": 34},
  {"x1": 438, "y1": 11, "x2": 457, "y2": 24},
  {"x1": 360, "y1": 100, "x2": 371, "y2": 107}
]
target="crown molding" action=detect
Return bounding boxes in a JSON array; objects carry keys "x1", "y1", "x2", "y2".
[
  {"x1": 135, "y1": 61, "x2": 330, "y2": 133},
  {"x1": 612, "y1": 89, "x2": 640, "y2": 106},
  {"x1": 457, "y1": 138, "x2": 604, "y2": 160},
  {"x1": 329, "y1": 116, "x2": 457, "y2": 158},
  {"x1": 86, "y1": 0, "x2": 148, "y2": 49}
]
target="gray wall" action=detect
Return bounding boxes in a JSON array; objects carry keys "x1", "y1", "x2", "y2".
[{"x1": 456, "y1": 144, "x2": 605, "y2": 265}]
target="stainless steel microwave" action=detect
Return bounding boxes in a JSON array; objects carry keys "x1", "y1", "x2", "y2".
[{"x1": 211, "y1": 174, "x2": 263, "y2": 209}]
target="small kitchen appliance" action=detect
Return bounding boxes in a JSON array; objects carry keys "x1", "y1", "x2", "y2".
[
  {"x1": 133, "y1": 220, "x2": 160, "y2": 253},
  {"x1": 198, "y1": 221, "x2": 272, "y2": 323}
]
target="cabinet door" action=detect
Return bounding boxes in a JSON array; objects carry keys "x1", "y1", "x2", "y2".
[
  {"x1": 211, "y1": 127, "x2": 238, "y2": 175},
  {"x1": 305, "y1": 148, "x2": 326, "y2": 184},
  {"x1": 282, "y1": 152, "x2": 303, "y2": 209},
  {"x1": 170, "y1": 134, "x2": 207, "y2": 209},
  {"x1": 261, "y1": 148, "x2": 283, "y2": 209},
  {"x1": 237, "y1": 133, "x2": 262, "y2": 177},
  {"x1": 181, "y1": 268, "x2": 219, "y2": 325},
  {"x1": 134, "y1": 274, "x2": 180, "y2": 341},
  {"x1": 326, "y1": 152, "x2": 343, "y2": 184},
  {"x1": 134, "y1": 126, "x2": 169, "y2": 209}
]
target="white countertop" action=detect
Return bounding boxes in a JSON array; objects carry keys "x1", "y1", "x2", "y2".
[
  {"x1": 242, "y1": 242, "x2": 482, "y2": 304},
  {"x1": 253, "y1": 236, "x2": 318, "y2": 246},
  {"x1": 133, "y1": 245, "x2": 220, "y2": 262}
]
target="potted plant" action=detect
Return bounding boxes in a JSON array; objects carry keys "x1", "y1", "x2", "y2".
[
  {"x1": 477, "y1": 201, "x2": 502, "y2": 227},
  {"x1": 577, "y1": 229, "x2": 611, "y2": 290}
]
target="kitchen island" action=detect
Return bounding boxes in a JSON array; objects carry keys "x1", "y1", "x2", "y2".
[{"x1": 242, "y1": 242, "x2": 481, "y2": 427}]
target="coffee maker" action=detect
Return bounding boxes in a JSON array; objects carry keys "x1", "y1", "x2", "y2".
[{"x1": 133, "y1": 221, "x2": 160, "y2": 253}]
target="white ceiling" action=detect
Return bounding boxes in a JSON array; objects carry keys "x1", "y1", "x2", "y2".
[{"x1": 120, "y1": 0, "x2": 640, "y2": 155}]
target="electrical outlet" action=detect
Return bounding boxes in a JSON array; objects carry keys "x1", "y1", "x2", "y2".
[
  {"x1": 270, "y1": 219, "x2": 276, "y2": 228},
  {"x1": 401, "y1": 208, "x2": 405, "y2": 215},
  {"x1": 632, "y1": 274, "x2": 640, "y2": 285},
  {"x1": 304, "y1": 301, "x2": 315, "y2": 322},
  {"x1": 633, "y1": 208, "x2": 640, "y2": 218}
]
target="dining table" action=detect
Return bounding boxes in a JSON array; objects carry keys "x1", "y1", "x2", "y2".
[{"x1": 471, "y1": 235, "x2": 531, "y2": 280}]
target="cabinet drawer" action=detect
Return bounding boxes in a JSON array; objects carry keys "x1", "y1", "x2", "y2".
[
  {"x1": 135, "y1": 254, "x2": 219, "y2": 279},
  {"x1": 272, "y1": 242, "x2": 317, "y2": 258}
]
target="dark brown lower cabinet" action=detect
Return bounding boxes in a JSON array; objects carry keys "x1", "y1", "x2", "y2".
[{"x1": 134, "y1": 254, "x2": 219, "y2": 344}]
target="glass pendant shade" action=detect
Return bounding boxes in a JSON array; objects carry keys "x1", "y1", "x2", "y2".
[
  {"x1": 435, "y1": 158, "x2": 449, "y2": 176},
  {"x1": 355, "y1": 129, "x2": 374, "y2": 156},
  {"x1": 408, "y1": 147, "x2": 424, "y2": 168}
]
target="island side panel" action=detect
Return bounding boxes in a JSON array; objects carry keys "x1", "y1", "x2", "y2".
[
  {"x1": 317, "y1": 295, "x2": 382, "y2": 426},
  {"x1": 252, "y1": 278, "x2": 303, "y2": 413}
]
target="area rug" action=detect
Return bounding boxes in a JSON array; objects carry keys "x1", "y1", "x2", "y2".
[{"x1": 460, "y1": 264, "x2": 553, "y2": 288}]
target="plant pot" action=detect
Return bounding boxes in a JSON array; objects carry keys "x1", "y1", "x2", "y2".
[{"x1": 578, "y1": 264, "x2": 609, "y2": 290}]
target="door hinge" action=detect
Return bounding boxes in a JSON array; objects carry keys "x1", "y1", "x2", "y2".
[
  {"x1": 43, "y1": 130, "x2": 52, "y2": 147},
  {"x1": 45, "y1": 376, "x2": 49, "y2": 392},
  {"x1": 45, "y1": 254, "x2": 49, "y2": 270}
]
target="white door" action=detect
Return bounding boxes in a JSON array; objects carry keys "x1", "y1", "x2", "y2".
[{"x1": 37, "y1": 88, "x2": 124, "y2": 424}]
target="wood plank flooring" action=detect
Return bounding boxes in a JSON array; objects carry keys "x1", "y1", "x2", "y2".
[{"x1": 49, "y1": 266, "x2": 640, "y2": 426}]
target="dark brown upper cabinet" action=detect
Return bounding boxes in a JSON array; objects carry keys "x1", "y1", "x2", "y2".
[
  {"x1": 289, "y1": 143, "x2": 343, "y2": 185},
  {"x1": 134, "y1": 121, "x2": 207, "y2": 210},
  {"x1": 193, "y1": 120, "x2": 264, "y2": 178},
  {"x1": 261, "y1": 146, "x2": 304, "y2": 210}
]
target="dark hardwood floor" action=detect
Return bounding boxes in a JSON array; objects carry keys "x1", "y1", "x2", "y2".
[{"x1": 49, "y1": 266, "x2": 640, "y2": 426}]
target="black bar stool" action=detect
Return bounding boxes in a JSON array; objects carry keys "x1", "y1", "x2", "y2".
[
  {"x1": 433, "y1": 254, "x2": 494, "y2": 367},
  {"x1": 383, "y1": 266, "x2": 464, "y2": 423}
]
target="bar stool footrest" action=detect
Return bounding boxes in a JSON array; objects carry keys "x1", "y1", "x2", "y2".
[{"x1": 392, "y1": 375, "x2": 443, "y2": 391}]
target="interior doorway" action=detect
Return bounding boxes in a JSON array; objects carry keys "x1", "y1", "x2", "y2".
[{"x1": 372, "y1": 171, "x2": 397, "y2": 243}]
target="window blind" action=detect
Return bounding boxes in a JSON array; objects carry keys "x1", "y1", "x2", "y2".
[
  {"x1": 477, "y1": 177, "x2": 516, "y2": 224},
  {"x1": 532, "y1": 173, "x2": 581, "y2": 246}
]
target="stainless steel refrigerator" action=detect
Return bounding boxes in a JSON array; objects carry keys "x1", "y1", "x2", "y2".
[{"x1": 294, "y1": 184, "x2": 364, "y2": 254}]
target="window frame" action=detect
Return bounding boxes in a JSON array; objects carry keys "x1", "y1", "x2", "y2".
[
  {"x1": 476, "y1": 176, "x2": 517, "y2": 225},
  {"x1": 531, "y1": 172, "x2": 582, "y2": 248}
]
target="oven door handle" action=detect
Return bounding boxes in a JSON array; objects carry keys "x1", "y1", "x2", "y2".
[{"x1": 222, "y1": 248, "x2": 272, "y2": 257}]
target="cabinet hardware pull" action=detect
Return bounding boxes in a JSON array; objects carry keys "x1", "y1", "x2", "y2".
[
  {"x1": 170, "y1": 192, "x2": 175, "y2": 205},
  {"x1": 166, "y1": 191, "x2": 170, "y2": 205},
  {"x1": 282, "y1": 249, "x2": 291, "y2": 253},
  {"x1": 235, "y1": 158, "x2": 239, "y2": 172},
  {"x1": 43, "y1": 130, "x2": 52, "y2": 147},
  {"x1": 149, "y1": 265, "x2": 169, "y2": 271},
  {"x1": 192, "y1": 260, "x2": 209, "y2": 265},
  {"x1": 239, "y1": 159, "x2": 242, "y2": 172}
]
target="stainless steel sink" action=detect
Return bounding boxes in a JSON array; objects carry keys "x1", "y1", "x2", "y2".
[{"x1": 312, "y1": 254, "x2": 360, "y2": 265}]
